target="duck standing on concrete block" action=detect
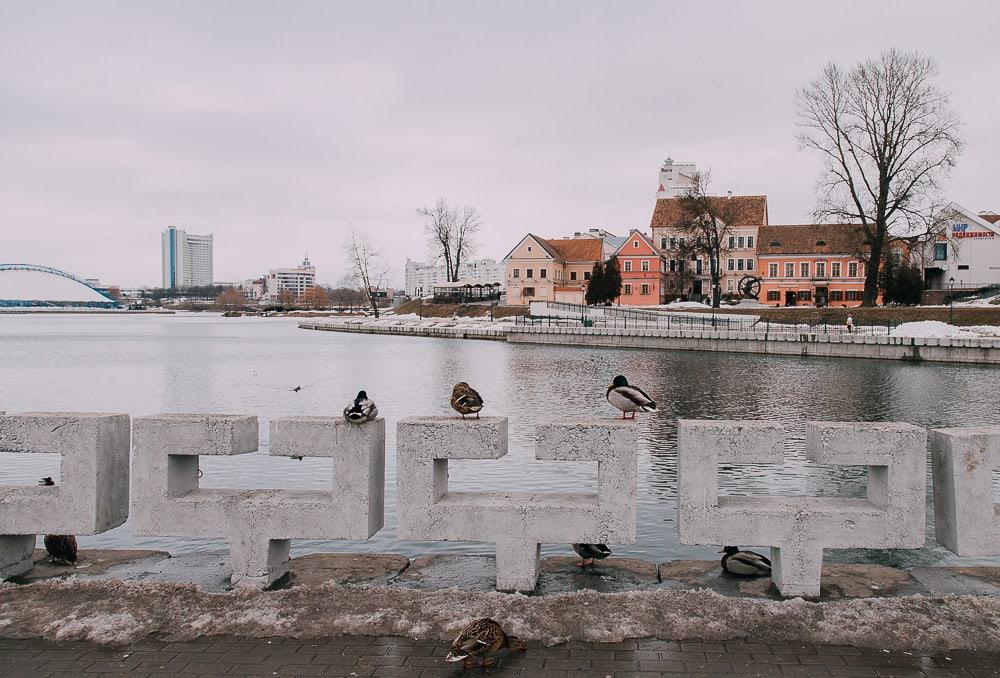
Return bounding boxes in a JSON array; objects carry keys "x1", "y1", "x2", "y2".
[
  {"x1": 38, "y1": 477, "x2": 78, "y2": 566},
  {"x1": 343, "y1": 390, "x2": 378, "y2": 423},
  {"x1": 606, "y1": 375, "x2": 657, "y2": 419},
  {"x1": 720, "y1": 546, "x2": 771, "y2": 576},
  {"x1": 450, "y1": 382, "x2": 484, "y2": 419}
]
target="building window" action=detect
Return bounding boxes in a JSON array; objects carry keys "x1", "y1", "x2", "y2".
[
  {"x1": 633, "y1": 240, "x2": 639, "y2": 248},
  {"x1": 727, "y1": 258, "x2": 735, "y2": 271},
  {"x1": 570, "y1": 271, "x2": 577, "y2": 281},
  {"x1": 624, "y1": 260, "x2": 633, "y2": 272},
  {"x1": 830, "y1": 290, "x2": 844, "y2": 302},
  {"x1": 527, "y1": 246, "x2": 532, "y2": 252},
  {"x1": 798, "y1": 290, "x2": 812, "y2": 301},
  {"x1": 584, "y1": 271, "x2": 591, "y2": 280},
  {"x1": 768, "y1": 263, "x2": 778, "y2": 277},
  {"x1": 523, "y1": 287, "x2": 535, "y2": 297},
  {"x1": 670, "y1": 237, "x2": 677, "y2": 249},
  {"x1": 727, "y1": 280, "x2": 735, "y2": 291},
  {"x1": 816, "y1": 262, "x2": 826, "y2": 277},
  {"x1": 767, "y1": 290, "x2": 780, "y2": 301},
  {"x1": 695, "y1": 259, "x2": 703, "y2": 274},
  {"x1": 670, "y1": 259, "x2": 676, "y2": 272},
  {"x1": 785, "y1": 263, "x2": 794, "y2": 277},
  {"x1": 747, "y1": 236, "x2": 755, "y2": 249},
  {"x1": 660, "y1": 237, "x2": 667, "y2": 249},
  {"x1": 848, "y1": 262, "x2": 858, "y2": 277},
  {"x1": 641, "y1": 260, "x2": 649, "y2": 272},
  {"x1": 846, "y1": 290, "x2": 861, "y2": 301},
  {"x1": 641, "y1": 283, "x2": 650, "y2": 295},
  {"x1": 728, "y1": 236, "x2": 736, "y2": 248},
  {"x1": 539, "y1": 269, "x2": 546, "y2": 278},
  {"x1": 737, "y1": 259, "x2": 745, "y2": 271},
  {"x1": 746, "y1": 258, "x2": 754, "y2": 270},
  {"x1": 513, "y1": 269, "x2": 520, "y2": 279},
  {"x1": 679, "y1": 237, "x2": 686, "y2": 249},
  {"x1": 738, "y1": 236, "x2": 745, "y2": 249},
  {"x1": 526, "y1": 269, "x2": 533, "y2": 279},
  {"x1": 624, "y1": 283, "x2": 632, "y2": 295},
  {"x1": 933, "y1": 243, "x2": 947, "y2": 261},
  {"x1": 958, "y1": 264, "x2": 970, "y2": 270},
  {"x1": 832, "y1": 262, "x2": 841, "y2": 277},
  {"x1": 801, "y1": 262, "x2": 810, "y2": 278}
]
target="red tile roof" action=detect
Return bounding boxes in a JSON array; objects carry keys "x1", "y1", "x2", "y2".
[
  {"x1": 757, "y1": 224, "x2": 868, "y2": 256},
  {"x1": 650, "y1": 195, "x2": 768, "y2": 230},
  {"x1": 543, "y1": 238, "x2": 604, "y2": 262},
  {"x1": 980, "y1": 212, "x2": 1000, "y2": 225}
]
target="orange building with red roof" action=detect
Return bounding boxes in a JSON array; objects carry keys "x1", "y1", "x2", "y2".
[{"x1": 502, "y1": 234, "x2": 605, "y2": 304}]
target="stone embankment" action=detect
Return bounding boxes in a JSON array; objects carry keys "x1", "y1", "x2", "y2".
[{"x1": 300, "y1": 319, "x2": 1000, "y2": 364}]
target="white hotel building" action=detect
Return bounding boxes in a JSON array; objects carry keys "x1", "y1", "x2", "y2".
[
  {"x1": 404, "y1": 258, "x2": 505, "y2": 298},
  {"x1": 264, "y1": 255, "x2": 316, "y2": 301},
  {"x1": 161, "y1": 226, "x2": 214, "y2": 288}
]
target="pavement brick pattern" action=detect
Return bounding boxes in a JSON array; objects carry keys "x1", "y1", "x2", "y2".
[{"x1": 1, "y1": 635, "x2": 999, "y2": 677}]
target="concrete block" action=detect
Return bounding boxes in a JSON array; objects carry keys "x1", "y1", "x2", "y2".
[
  {"x1": 0, "y1": 412, "x2": 130, "y2": 579},
  {"x1": 131, "y1": 414, "x2": 385, "y2": 589},
  {"x1": 677, "y1": 419, "x2": 926, "y2": 597},
  {"x1": 396, "y1": 416, "x2": 637, "y2": 592},
  {"x1": 930, "y1": 427, "x2": 1000, "y2": 556}
]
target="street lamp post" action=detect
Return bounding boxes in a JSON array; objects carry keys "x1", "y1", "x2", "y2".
[{"x1": 948, "y1": 277, "x2": 955, "y2": 325}]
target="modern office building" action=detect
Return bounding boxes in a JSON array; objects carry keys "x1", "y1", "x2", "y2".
[
  {"x1": 161, "y1": 226, "x2": 214, "y2": 288},
  {"x1": 264, "y1": 255, "x2": 316, "y2": 301}
]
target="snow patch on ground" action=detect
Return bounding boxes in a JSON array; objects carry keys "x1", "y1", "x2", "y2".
[
  {"x1": 890, "y1": 321, "x2": 979, "y2": 338},
  {"x1": 3, "y1": 579, "x2": 1000, "y2": 652}
]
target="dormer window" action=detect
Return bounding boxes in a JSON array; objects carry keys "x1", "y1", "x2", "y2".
[
  {"x1": 633, "y1": 241, "x2": 639, "y2": 248},
  {"x1": 816, "y1": 240, "x2": 826, "y2": 246},
  {"x1": 527, "y1": 246, "x2": 532, "y2": 252},
  {"x1": 770, "y1": 241, "x2": 780, "y2": 247}
]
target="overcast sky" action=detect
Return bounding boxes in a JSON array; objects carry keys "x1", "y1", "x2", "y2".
[{"x1": 2, "y1": 1, "x2": 998, "y2": 287}]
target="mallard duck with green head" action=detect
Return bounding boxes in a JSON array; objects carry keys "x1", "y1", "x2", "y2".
[
  {"x1": 343, "y1": 390, "x2": 378, "y2": 423},
  {"x1": 606, "y1": 375, "x2": 656, "y2": 419}
]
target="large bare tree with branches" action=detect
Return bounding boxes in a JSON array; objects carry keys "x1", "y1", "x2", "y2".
[
  {"x1": 796, "y1": 49, "x2": 962, "y2": 306},
  {"x1": 418, "y1": 198, "x2": 482, "y2": 282},
  {"x1": 672, "y1": 171, "x2": 752, "y2": 308},
  {"x1": 343, "y1": 225, "x2": 388, "y2": 318}
]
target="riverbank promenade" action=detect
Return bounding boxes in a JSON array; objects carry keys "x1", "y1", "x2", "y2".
[{"x1": 6, "y1": 634, "x2": 998, "y2": 677}]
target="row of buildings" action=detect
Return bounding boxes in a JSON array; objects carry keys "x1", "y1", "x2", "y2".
[{"x1": 500, "y1": 159, "x2": 1000, "y2": 308}]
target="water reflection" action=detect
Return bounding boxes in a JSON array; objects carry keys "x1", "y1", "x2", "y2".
[{"x1": 1, "y1": 314, "x2": 999, "y2": 565}]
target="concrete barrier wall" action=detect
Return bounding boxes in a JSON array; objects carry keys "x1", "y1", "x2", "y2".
[
  {"x1": 300, "y1": 320, "x2": 508, "y2": 341},
  {"x1": 131, "y1": 414, "x2": 385, "y2": 589},
  {"x1": 506, "y1": 326, "x2": 1000, "y2": 365},
  {"x1": 930, "y1": 426, "x2": 1000, "y2": 556},
  {"x1": 677, "y1": 420, "x2": 927, "y2": 597},
  {"x1": 0, "y1": 412, "x2": 130, "y2": 578},
  {"x1": 396, "y1": 417, "x2": 638, "y2": 591}
]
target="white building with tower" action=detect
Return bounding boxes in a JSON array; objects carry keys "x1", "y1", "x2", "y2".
[
  {"x1": 656, "y1": 158, "x2": 698, "y2": 198},
  {"x1": 161, "y1": 226, "x2": 214, "y2": 288},
  {"x1": 264, "y1": 255, "x2": 316, "y2": 301},
  {"x1": 404, "y1": 258, "x2": 504, "y2": 298}
]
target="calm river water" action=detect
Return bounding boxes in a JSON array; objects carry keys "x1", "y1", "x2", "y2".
[{"x1": 2, "y1": 313, "x2": 999, "y2": 566}]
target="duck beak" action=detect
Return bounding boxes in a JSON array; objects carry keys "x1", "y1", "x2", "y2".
[{"x1": 717, "y1": 549, "x2": 725, "y2": 554}]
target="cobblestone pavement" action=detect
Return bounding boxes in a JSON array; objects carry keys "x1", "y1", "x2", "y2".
[{"x1": 2, "y1": 635, "x2": 999, "y2": 677}]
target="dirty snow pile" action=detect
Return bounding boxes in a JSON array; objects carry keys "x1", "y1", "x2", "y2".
[
  {"x1": 890, "y1": 321, "x2": 1000, "y2": 339},
  {"x1": 4, "y1": 578, "x2": 1000, "y2": 652}
]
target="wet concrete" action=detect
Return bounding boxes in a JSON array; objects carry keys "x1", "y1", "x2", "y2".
[
  {"x1": 274, "y1": 553, "x2": 409, "y2": 589},
  {"x1": 9, "y1": 549, "x2": 168, "y2": 585},
  {"x1": 536, "y1": 556, "x2": 659, "y2": 594}
]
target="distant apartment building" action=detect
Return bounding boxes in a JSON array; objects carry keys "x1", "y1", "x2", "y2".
[
  {"x1": 757, "y1": 224, "x2": 873, "y2": 307},
  {"x1": 503, "y1": 235, "x2": 604, "y2": 304},
  {"x1": 264, "y1": 255, "x2": 316, "y2": 301},
  {"x1": 615, "y1": 230, "x2": 667, "y2": 305},
  {"x1": 404, "y1": 258, "x2": 504, "y2": 298},
  {"x1": 161, "y1": 226, "x2": 214, "y2": 288},
  {"x1": 921, "y1": 203, "x2": 1000, "y2": 290},
  {"x1": 648, "y1": 160, "x2": 768, "y2": 300}
]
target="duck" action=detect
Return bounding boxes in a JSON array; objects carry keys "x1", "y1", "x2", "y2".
[
  {"x1": 450, "y1": 382, "x2": 484, "y2": 419},
  {"x1": 343, "y1": 390, "x2": 378, "y2": 423},
  {"x1": 606, "y1": 375, "x2": 657, "y2": 419},
  {"x1": 572, "y1": 543, "x2": 612, "y2": 568},
  {"x1": 38, "y1": 478, "x2": 78, "y2": 566},
  {"x1": 445, "y1": 617, "x2": 525, "y2": 669},
  {"x1": 720, "y1": 546, "x2": 771, "y2": 577}
]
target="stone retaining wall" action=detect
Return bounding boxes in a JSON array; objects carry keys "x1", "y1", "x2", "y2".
[{"x1": 299, "y1": 320, "x2": 508, "y2": 341}]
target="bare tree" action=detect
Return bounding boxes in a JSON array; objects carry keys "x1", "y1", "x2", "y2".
[
  {"x1": 672, "y1": 171, "x2": 752, "y2": 308},
  {"x1": 214, "y1": 287, "x2": 246, "y2": 313},
  {"x1": 417, "y1": 198, "x2": 482, "y2": 282},
  {"x1": 300, "y1": 286, "x2": 329, "y2": 310},
  {"x1": 344, "y1": 224, "x2": 388, "y2": 318},
  {"x1": 796, "y1": 49, "x2": 962, "y2": 306}
]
